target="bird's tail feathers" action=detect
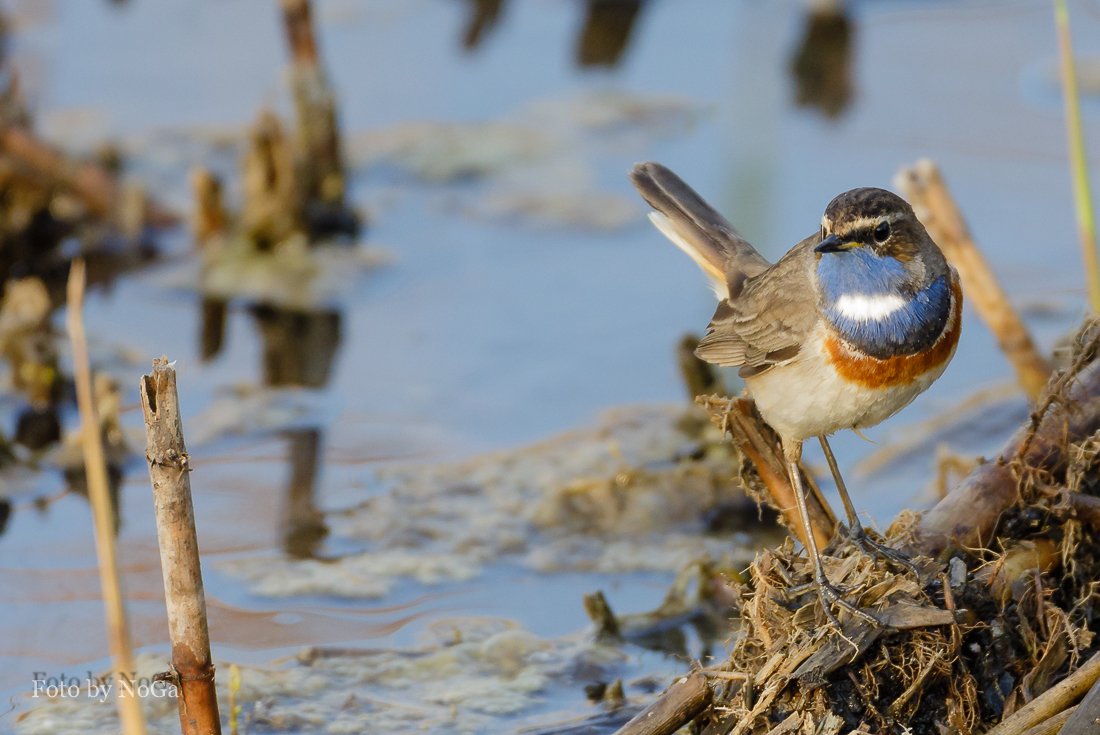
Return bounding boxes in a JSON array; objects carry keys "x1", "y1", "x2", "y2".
[{"x1": 630, "y1": 161, "x2": 771, "y2": 299}]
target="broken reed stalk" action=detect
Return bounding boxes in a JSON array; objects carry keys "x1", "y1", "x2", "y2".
[
  {"x1": 678, "y1": 334, "x2": 724, "y2": 400},
  {"x1": 1055, "y1": 0, "x2": 1100, "y2": 313},
  {"x1": 66, "y1": 259, "x2": 146, "y2": 735},
  {"x1": 986, "y1": 652, "x2": 1100, "y2": 735},
  {"x1": 0, "y1": 124, "x2": 176, "y2": 228},
  {"x1": 895, "y1": 161, "x2": 1052, "y2": 400},
  {"x1": 699, "y1": 396, "x2": 836, "y2": 549},
  {"x1": 613, "y1": 671, "x2": 711, "y2": 735},
  {"x1": 280, "y1": 0, "x2": 348, "y2": 219},
  {"x1": 190, "y1": 168, "x2": 227, "y2": 247},
  {"x1": 281, "y1": 0, "x2": 318, "y2": 65},
  {"x1": 916, "y1": 347, "x2": 1100, "y2": 557},
  {"x1": 141, "y1": 358, "x2": 222, "y2": 735}
]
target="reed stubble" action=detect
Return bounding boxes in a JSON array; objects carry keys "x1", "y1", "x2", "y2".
[{"x1": 141, "y1": 358, "x2": 222, "y2": 735}]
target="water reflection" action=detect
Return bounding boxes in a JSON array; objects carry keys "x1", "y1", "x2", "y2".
[
  {"x1": 15, "y1": 406, "x2": 60, "y2": 450},
  {"x1": 460, "y1": 0, "x2": 505, "y2": 51},
  {"x1": 199, "y1": 297, "x2": 228, "y2": 362},
  {"x1": 789, "y1": 6, "x2": 855, "y2": 119},
  {"x1": 186, "y1": 0, "x2": 352, "y2": 564},
  {"x1": 0, "y1": 259, "x2": 153, "y2": 536},
  {"x1": 60, "y1": 374, "x2": 129, "y2": 534},
  {"x1": 577, "y1": 0, "x2": 644, "y2": 68},
  {"x1": 280, "y1": 427, "x2": 328, "y2": 559},
  {"x1": 64, "y1": 464, "x2": 123, "y2": 534},
  {"x1": 0, "y1": 9, "x2": 159, "y2": 545},
  {"x1": 251, "y1": 305, "x2": 342, "y2": 389}
]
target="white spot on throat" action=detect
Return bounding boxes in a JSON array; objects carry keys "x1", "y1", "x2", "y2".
[{"x1": 834, "y1": 292, "x2": 906, "y2": 322}]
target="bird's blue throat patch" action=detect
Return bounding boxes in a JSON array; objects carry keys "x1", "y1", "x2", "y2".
[{"x1": 816, "y1": 248, "x2": 951, "y2": 359}]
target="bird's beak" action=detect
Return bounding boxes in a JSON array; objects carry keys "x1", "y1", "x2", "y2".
[{"x1": 814, "y1": 235, "x2": 852, "y2": 253}]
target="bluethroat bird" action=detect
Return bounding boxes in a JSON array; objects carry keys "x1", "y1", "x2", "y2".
[{"x1": 630, "y1": 162, "x2": 962, "y2": 628}]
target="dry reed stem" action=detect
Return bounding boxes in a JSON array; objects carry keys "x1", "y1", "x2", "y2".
[
  {"x1": 1018, "y1": 706, "x2": 1076, "y2": 735},
  {"x1": 699, "y1": 396, "x2": 836, "y2": 549},
  {"x1": 66, "y1": 259, "x2": 146, "y2": 735},
  {"x1": 986, "y1": 652, "x2": 1100, "y2": 735},
  {"x1": 141, "y1": 358, "x2": 222, "y2": 735},
  {"x1": 1054, "y1": 0, "x2": 1100, "y2": 313},
  {"x1": 281, "y1": 0, "x2": 319, "y2": 66},
  {"x1": 612, "y1": 672, "x2": 711, "y2": 735},
  {"x1": 282, "y1": 0, "x2": 346, "y2": 218},
  {"x1": 895, "y1": 160, "x2": 1052, "y2": 400}
]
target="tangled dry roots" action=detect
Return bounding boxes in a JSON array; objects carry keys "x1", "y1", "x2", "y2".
[{"x1": 691, "y1": 320, "x2": 1100, "y2": 735}]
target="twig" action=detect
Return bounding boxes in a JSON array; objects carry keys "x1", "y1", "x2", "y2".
[
  {"x1": 1055, "y1": 0, "x2": 1100, "y2": 313},
  {"x1": 66, "y1": 259, "x2": 146, "y2": 735},
  {"x1": 141, "y1": 358, "x2": 222, "y2": 735},
  {"x1": 847, "y1": 669, "x2": 884, "y2": 726},
  {"x1": 895, "y1": 160, "x2": 1052, "y2": 399},
  {"x1": 611, "y1": 672, "x2": 711, "y2": 735},
  {"x1": 986, "y1": 651, "x2": 1100, "y2": 735},
  {"x1": 1057, "y1": 672, "x2": 1100, "y2": 735}
]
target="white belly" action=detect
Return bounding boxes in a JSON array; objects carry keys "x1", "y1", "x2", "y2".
[{"x1": 745, "y1": 327, "x2": 951, "y2": 442}]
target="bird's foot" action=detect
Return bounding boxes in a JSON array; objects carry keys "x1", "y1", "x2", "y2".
[
  {"x1": 813, "y1": 569, "x2": 881, "y2": 632},
  {"x1": 847, "y1": 525, "x2": 922, "y2": 578}
]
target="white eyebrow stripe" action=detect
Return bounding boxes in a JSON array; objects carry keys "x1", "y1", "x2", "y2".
[
  {"x1": 831, "y1": 212, "x2": 906, "y2": 237},
  {"x1": 834, "y1": 293, "x2": 907, "y2": 322}
]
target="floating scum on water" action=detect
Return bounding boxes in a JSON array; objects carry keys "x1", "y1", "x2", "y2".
[{"x1": 610, "y1": 318, "x2": 1100, "y2": 735}]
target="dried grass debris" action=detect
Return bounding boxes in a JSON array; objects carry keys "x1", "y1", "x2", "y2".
[{"x1": 660, "y1": 319, "x2": 1100, "y2": 735}]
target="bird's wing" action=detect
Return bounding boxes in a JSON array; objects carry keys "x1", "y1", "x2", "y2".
[
  {"x1": 696, "y1": 234, "x2": 822, "y2": 375},
  {"x1": 630, "y1": 162, "x2": 772, "y2": 299}
]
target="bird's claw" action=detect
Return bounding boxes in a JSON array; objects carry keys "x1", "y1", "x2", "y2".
[
  {"x1": 847, "y1": 526, "x2": 922, "y2": 579},
  {"x1": 813, "y1": 571, "x2": 881, "y2": 631}
]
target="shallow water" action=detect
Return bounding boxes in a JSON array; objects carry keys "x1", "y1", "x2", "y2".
[{"x1": 0, "y1": 0, "x2": 1093, "y2": 730}]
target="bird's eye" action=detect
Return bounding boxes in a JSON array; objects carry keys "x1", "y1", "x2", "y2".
[{"x1": 873, "y1": 221, "x2": 890, "y2": 243}]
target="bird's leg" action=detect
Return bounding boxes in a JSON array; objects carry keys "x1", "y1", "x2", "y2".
[
  {"x1": 818, "y1": 434, "x2": 920, "y2": 578},
  {"x1": 784, "y1": 440, "x2": 880, "y2": 629}
]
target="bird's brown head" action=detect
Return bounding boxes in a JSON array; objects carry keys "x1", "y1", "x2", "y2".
[{"x1": 816, "y1": 187, "x2": 929, "y2": 262}]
